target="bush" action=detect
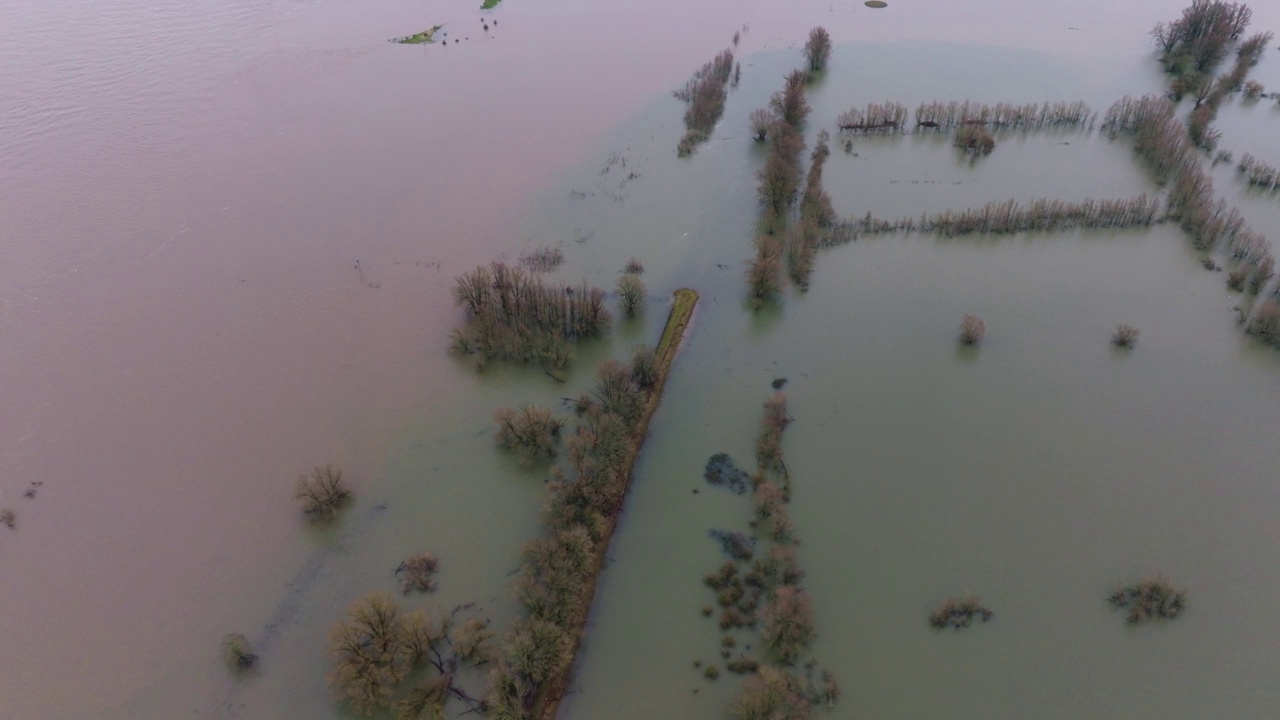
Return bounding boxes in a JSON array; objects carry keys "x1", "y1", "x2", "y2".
[
  {"x1": 630, "y1": 344, "x2": 658, "y2": 389},
  {"x1": 757, "y1": 584, "x2": 808, "y2": 661},
  {"x1": 1107, "y1": 576, "x2": 1187, "y2": 624},
  {"x1": 749, "y1": 108, "x2": 774, "y2": 141},
  {"x1": 954, "y1": 124, "x2": 996, "y2": 155},
  {"x1": 494, "y1": 405, "x2": 564, "y2": 465},
  {"x1": 929, "y1": 595, "x2": 993, "y2": 629},
  {"x1": 221, "y1": 633, "x2": 258, "y2": 671},
  {"x1": 617, "y1": 274, "x2": 646, "y2": 317},
  {"x1": 0, "y1": 508, "x2": 14, "y2": 529},
  {"x1": 295, "y1": 465, "x2": 352, "y2": 519},
  {"x1": 450, "y1": 617, "x2": 495, "y2": 663},
  {"x1": 622, "y1": 256, "x2": 645, "y2": 274},
  {"x1": 1112, "y1": 324, "x2": 1140, "y2": 348},
  {"x1": 803, "y1": 27, "x2": 832, "y2": 72},
  {"x1": 959, "y1": 314, "x2": 985, "y2": 345},
  {"x1": 518, "y1": 245, "x2": 564, "y2": 272},
  {"x1": 395, "y1": 552, "x2": 440, "y2": 593}
]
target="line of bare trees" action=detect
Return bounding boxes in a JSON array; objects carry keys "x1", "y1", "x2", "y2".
[
  {"x1": 836, "y1": 101, "x2": 907, "y2": 133},
  {"x1": 452, "y1": 261, "x2": 610, "y2": 370},
  {"x1": 913, "y1": 100, "x2": 1094, "y2": 131},
  {"x1": 837, "y1": 194, "x2": 1163, "y2": 241},
  {"x1": 675, "y1": 47, "x2": 735, "y2": 156},
  {"x1": 1236, "y1": 153, "x2": 1280, "y2": 189}
]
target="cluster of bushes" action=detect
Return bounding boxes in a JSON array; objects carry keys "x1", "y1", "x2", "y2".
[
  {"x1": 451, "y1": 262, "x2": 610, "y2": 370},
  {"x1": 1107, "y1": 577, "x2": 1188, "y2": 624},
  {"x1": 844, "y1": 194, "x2": 1163, "y2": 240},
  {"x1": 675, "y1": 48, "x2": 735, "y2": 156},
  {"x1": 929, "y1": 595, "x2": 994, "y2": 630},
  {"x1": 328, "y1": 593, "x2": 492, "y2": 717},
  {"x1": 486, "y1": 335, "x2": 688, "y2": 718},
  {"x1": 696, "y1": 393, "x2": 838, "y2": 719},
  {"x1": 914, "y1": 100, "x2": 1094, "y2": 131},
  {"x1": 1247, "y1": 298, "x2": 1280, "y2": 344},
  {"x1": 836, "y1": 101, "x2": 907, "y2": 133},
  {"x1": 954, "y1": 125, "x2": 995, "y2": 156}
]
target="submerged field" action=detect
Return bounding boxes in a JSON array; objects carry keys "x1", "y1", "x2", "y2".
[{"x1": 2, "y1": 0, "x2": 1280, "y2": 718}]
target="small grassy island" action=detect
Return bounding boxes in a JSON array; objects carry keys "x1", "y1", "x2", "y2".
[{"x1": 393, "y1": 25, "x2": 442, "y2": 44}]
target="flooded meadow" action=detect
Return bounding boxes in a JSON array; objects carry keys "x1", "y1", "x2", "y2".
[{"x1": 2, "y1": 0, "x2": 1279, "y2": 718}]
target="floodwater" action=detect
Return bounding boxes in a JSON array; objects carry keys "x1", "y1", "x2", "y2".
[{"x1": 1, "y1": 0, "x2": 1278, "y2": 718}]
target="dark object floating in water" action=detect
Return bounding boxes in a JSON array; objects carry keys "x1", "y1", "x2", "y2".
[
  {"x1": 704, "y1": 453, "x2": 749, "y2": 494},
  {"x1": 771, "y1": 377, "x2": 787, "y2": 389},
  {"x1": 865, "y1": 0, "x2": 888, "y2": 7}
]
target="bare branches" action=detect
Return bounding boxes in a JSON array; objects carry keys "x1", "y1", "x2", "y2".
[
  {"x1": 803, "y1": 27, "x2": 832, "y2": 72},
  {"x1": 295, "y1": 465, "x2": 352, "y2": 519},
  {"x1": 676, "y1": 48, "x2": 735, "y2": 156}
]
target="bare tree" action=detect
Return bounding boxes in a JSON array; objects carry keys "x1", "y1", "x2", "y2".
[
  {"x1": 803, "y1": 27, "x2": 832, "y2": 72},
  {"x1": 617, "y1": 274, "x2": 646, "y2": 317},
  {"x1": 295, "y1": 465, "x2": 352, "y2": 519},
  {"x1": 749, "y1": 108, "x2": 774, "y2": 142}
]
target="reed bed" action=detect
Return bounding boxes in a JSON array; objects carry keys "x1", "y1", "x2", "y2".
[
  {"x1": 452, "y1": 261, "x2": 610, "y2": 369},
  {"x1": 912, "y1": 100, "x2": 1094, "y2": 131}
]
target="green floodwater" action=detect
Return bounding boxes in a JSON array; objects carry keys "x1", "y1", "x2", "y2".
[{"x1": 2, "y1": 0, "x2": 1279, "y2": 718}]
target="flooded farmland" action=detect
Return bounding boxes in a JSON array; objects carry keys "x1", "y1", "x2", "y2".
[{"x1": 2, "y1": 1, "x2": 1279, "y2": 718}]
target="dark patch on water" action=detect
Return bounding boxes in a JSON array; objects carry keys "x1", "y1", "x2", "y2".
[
  {"x1": 704, "y1": 452, "x2": 749, "y2": 494},
  {"x1": 709, "y1": 529, "x2": 755, "y2": 561}
]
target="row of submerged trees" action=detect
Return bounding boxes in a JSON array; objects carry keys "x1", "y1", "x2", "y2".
[
  {"x1": 834, "y1": 99, "x2": 1094, "y2": 135},
  {"x1": 831, "y1": 194, "x2": 1164, "y2": 241},
  {"x1": 745, "y1": 27, "x2": 842, "y2": 304},
  {"x1": 675, "y1": 45, "x2": 738, "y2": 157},
  {"x1": 698, "y1": 393, "x2": 840, "y2": 719}
]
